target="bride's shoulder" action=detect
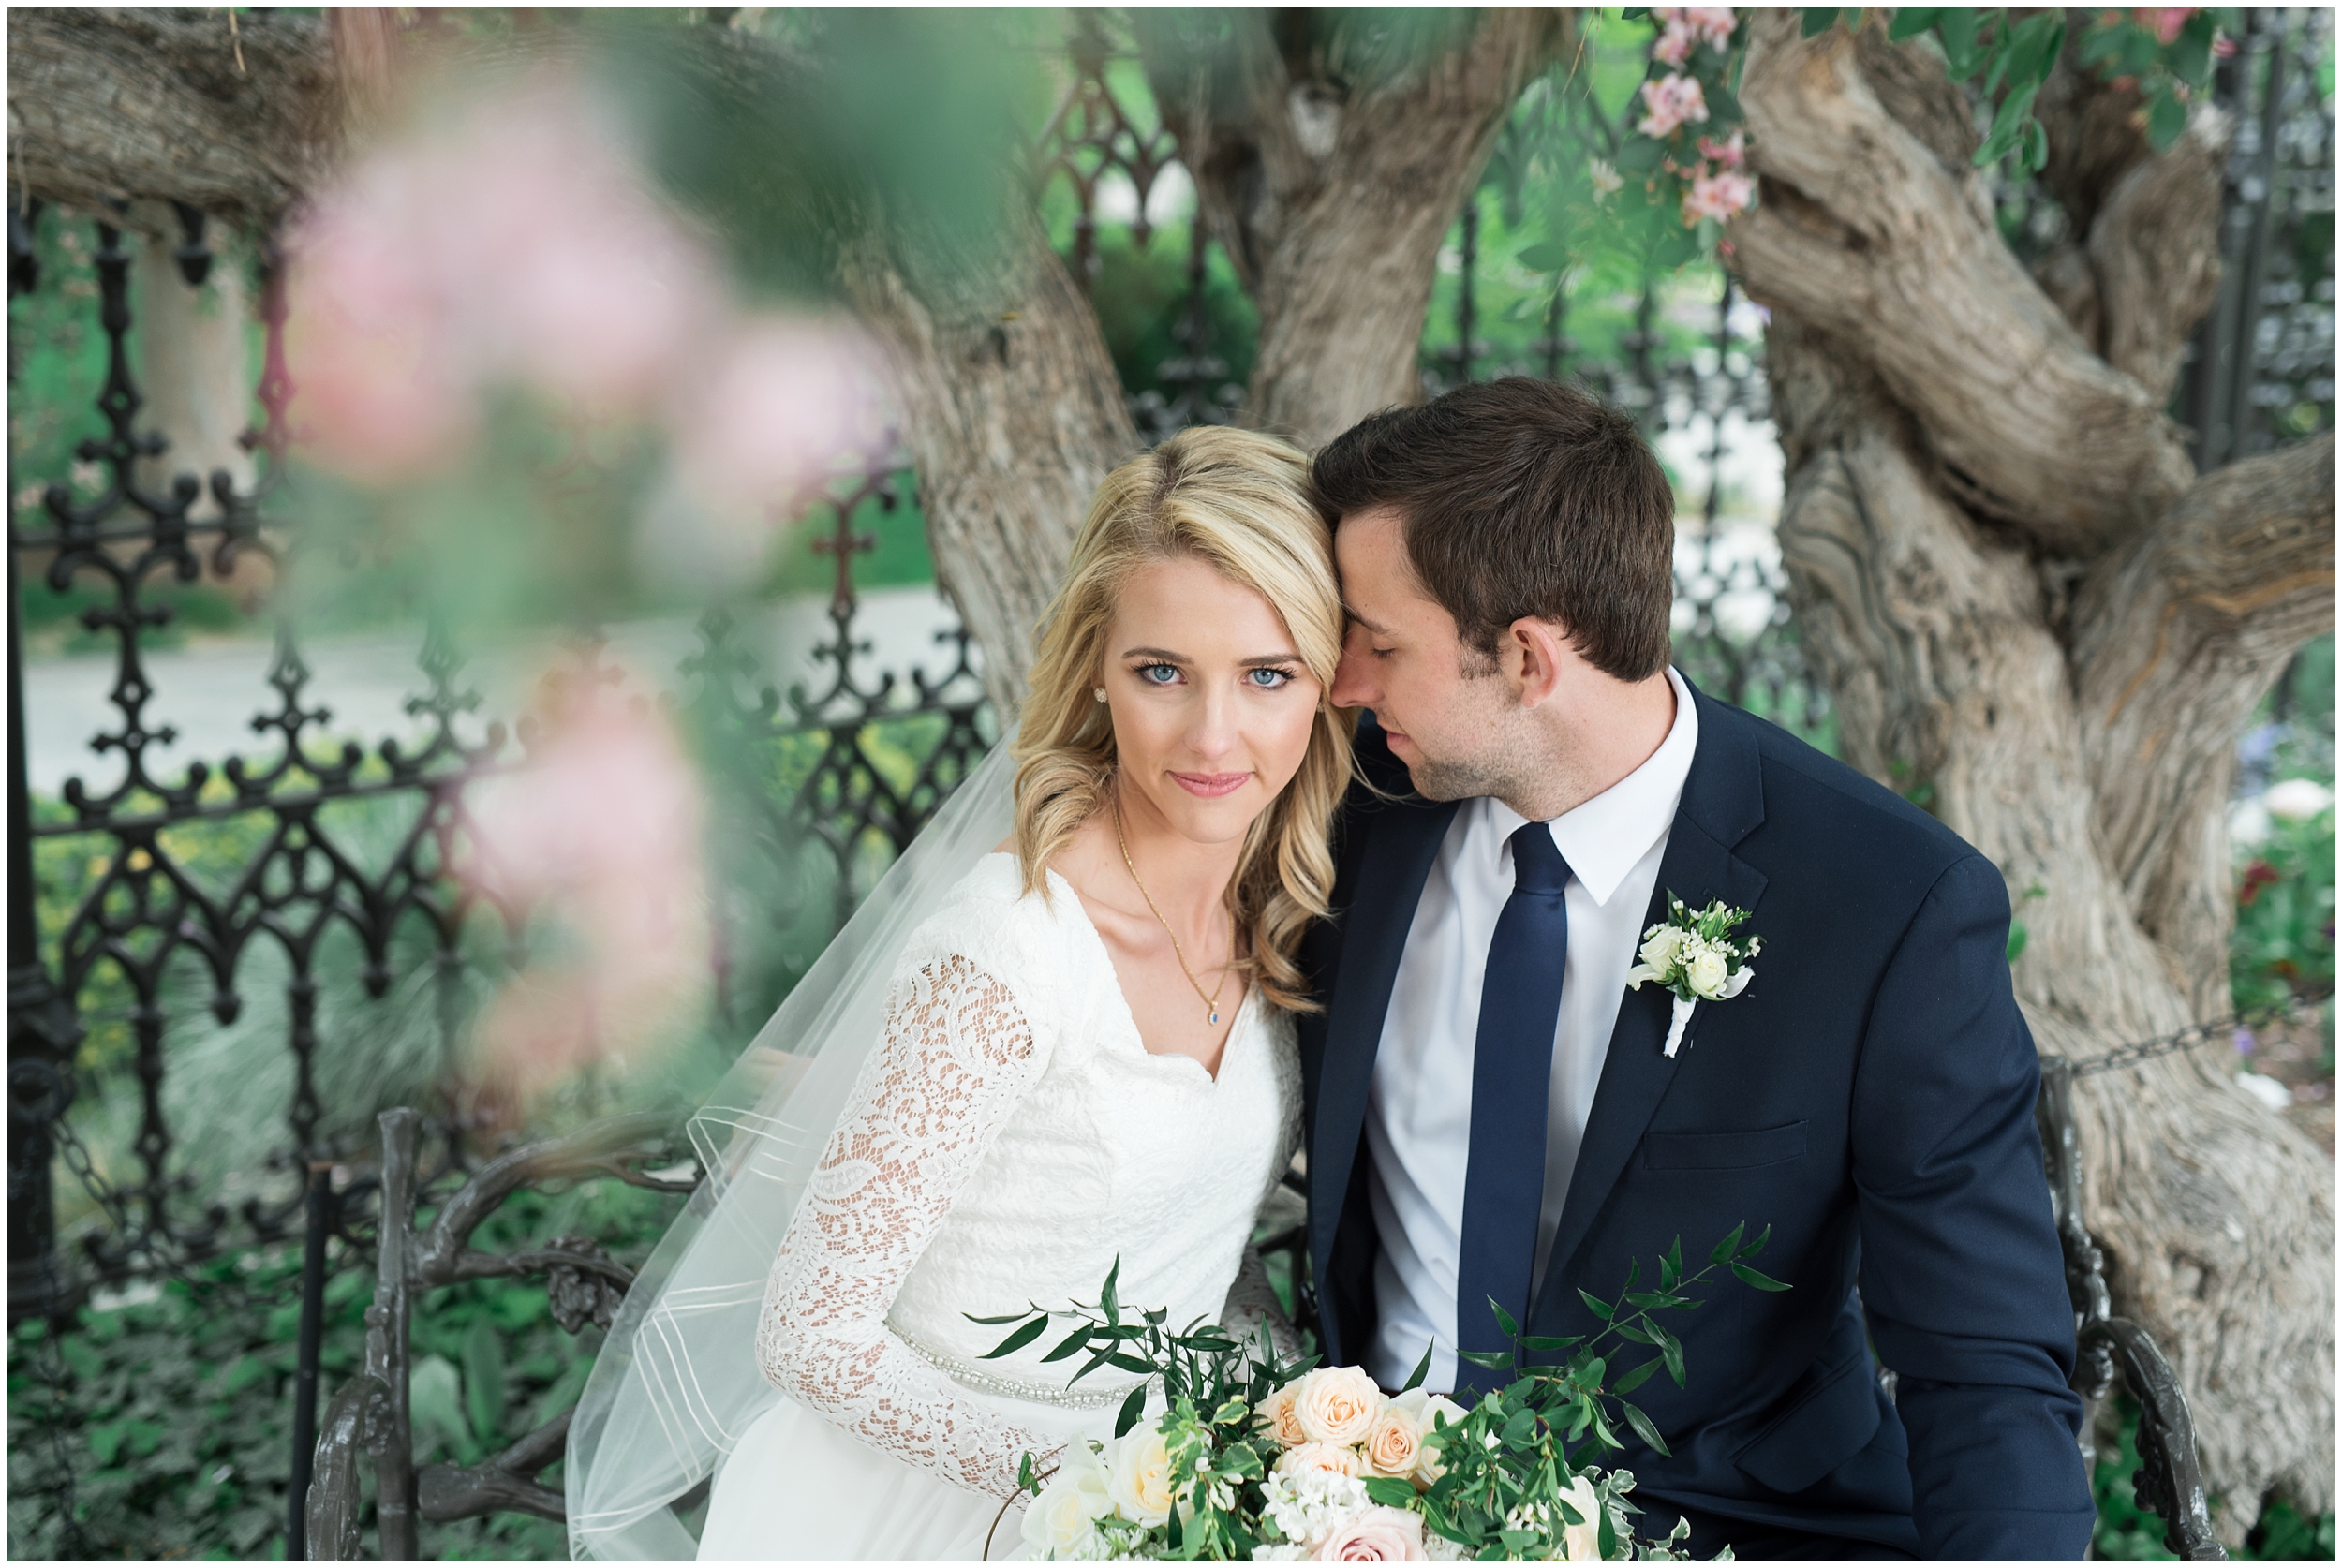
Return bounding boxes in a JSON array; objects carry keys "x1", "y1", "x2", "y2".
[{"x1": 895, "y1": 852, "x2": 1091, "y2": 987}]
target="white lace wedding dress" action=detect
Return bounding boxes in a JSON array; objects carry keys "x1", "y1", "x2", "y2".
[{"x1": 694, "y1": 853, "x2": 1300, "y2": 1561}]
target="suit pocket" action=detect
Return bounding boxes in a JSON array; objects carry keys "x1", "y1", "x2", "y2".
[
  {"x1": 1734, "y1": 1350, "x2": 1885, "y2": 1496},
  {"x1": 1642, "y1": 1120, "x2": 1807, "y2": 1172}
]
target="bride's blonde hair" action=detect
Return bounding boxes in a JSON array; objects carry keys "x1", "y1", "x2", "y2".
[{"x1": 1012, "y1": 426, "x2": 1352, "y2": 1014}]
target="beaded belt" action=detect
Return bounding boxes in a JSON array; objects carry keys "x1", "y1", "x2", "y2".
[{"x1": 896, "y1": 1328, "x2": 1155, "y2": 1411}]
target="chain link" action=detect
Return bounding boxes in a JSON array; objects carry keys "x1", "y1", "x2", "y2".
[{"x1": 2066, "y1": 993, "x2": 2333, "y2": 1079}]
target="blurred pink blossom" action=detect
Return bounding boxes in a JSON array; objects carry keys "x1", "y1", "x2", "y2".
[
  {"x1": 1697, "y1": 129, "x2": 1747, "y2": 169},
  {"x1": 664, "y1": 316, "x2": 893, "y2": 539},
  {"x1": 1638, "y1": 73, "x2": 1712, "y2": 139},
  {"x1": 1682, "y1": 167, "x2": 1756, "y2": 223},
  {"x1": 2134, "y1": 7, "x2": 2199, "y2": 45},
  {"x1": 464, "y1": 664, "x2": 710, "y2": 1100},
  {"x1": 285, "y1": 70, "x2": 724, "y2": 481},
  {"x1": 1653, "y1": 21, "x2": 1697, "y2": 65}
]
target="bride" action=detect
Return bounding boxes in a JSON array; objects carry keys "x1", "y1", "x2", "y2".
[{"x1": 566, "y1": 426, "x2": 1352, "y2": 1560}]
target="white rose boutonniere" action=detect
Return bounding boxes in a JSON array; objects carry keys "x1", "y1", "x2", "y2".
[{"x1": 1623, "y1": 892, "x2": 1763, "y2": 1058}]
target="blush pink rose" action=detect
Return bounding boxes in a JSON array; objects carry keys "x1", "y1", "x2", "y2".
[{"x1": 1314, "y1": 1505, "x2": 1428, "y2": 1561}]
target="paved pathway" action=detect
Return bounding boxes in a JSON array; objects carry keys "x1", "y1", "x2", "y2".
[{"x1": 18, "y1": 584, "x2": 976, "y2": 796}]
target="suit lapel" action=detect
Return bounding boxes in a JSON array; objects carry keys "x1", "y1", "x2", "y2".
[
  {"x1": 1309, "y1": 792, "x2": 1460, "y2": 1284},
  {"x1": 1534, "y1": 687, "x2": 1769, "y2": 1316}
]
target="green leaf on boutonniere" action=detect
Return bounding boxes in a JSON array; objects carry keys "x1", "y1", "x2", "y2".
[
  {"x1": 1623, "y1": 1400, "x2": 1672, "y2": 1457},
  {"x1": 1611, "y1": 1355, "x2": 1665, "y2": 1395},
  {"x1": 1709, "y1": 1220, "x2": 1746, "y2": 1265},
  {"x1": 1730, "y1": 1261, "x2": 1793, "y2": 1292},
  {"x1": 1577, "y1": 1288, "x2": 1614, "y2": 1321},
  {"x1": 1401, "y1": 1340, "x2": 1435, "y2": 1393}
]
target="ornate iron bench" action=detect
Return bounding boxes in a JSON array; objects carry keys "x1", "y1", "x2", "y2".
[
  {"x1": 304, "y1": 1108, "x2": 702, "y2": 1561},
  {"x1": 2037, "y1": 1057, "x2": 2224, "y2": 1561},
  {"x1": 310, "y1": 1069, "x2": 2225, "y2": 1560}
]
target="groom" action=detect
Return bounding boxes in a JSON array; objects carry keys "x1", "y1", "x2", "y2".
[{"x1": 1295, "y1": 377, "x2": 2094, "y2": 1560}]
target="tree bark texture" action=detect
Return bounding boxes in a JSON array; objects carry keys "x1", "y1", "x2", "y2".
[
  {"x1": 6, "y1": 8, "x2": 338, "y2": 227},
  {"x1": 1140, "y1": 8, "x2": 1568, "y2": 450},
  {"x1": 1730, "y1": 13, "x2": 2334, "y2": 1539},
  {"x1": 837, "y1": 214, "x2": 1141, "y2": 717}
]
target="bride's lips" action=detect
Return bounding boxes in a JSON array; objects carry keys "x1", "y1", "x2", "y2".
[{"x1": 1170, "y1": 770, "x2": 1253, "y2": 798}]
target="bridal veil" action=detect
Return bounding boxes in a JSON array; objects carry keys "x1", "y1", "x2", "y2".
[{"x1": 565, "y1": 745, "x2": 1017, "y2": 1560}]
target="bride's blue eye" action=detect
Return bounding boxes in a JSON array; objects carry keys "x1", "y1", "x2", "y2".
[
  {"x1": 1135, "y1": 663, "x2": 1180, "y2": 685},
  {"x1": 1246, "y1": 667, "x2": 1296, "y2": 689}
]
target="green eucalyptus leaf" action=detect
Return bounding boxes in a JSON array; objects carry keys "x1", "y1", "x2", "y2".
[
  {"x1": 1365, "y1": 1476, "x2": 1419, "y2": 1507},
  {"x1": 1577, "y1": 1288, "x2": 1615, "y2": 1322},
  {"x1": 1520, "y1": 1335, "x2": 1582, "y2": 1353},
  {"x1": 1622, "y1": 1399, "x2": 1673, "y2": 1457},
  {"x1": 1612, "y1": 1354, "x2": 1666, "y2": 1395},
  {"x1": 1459, "y1": 1348, "x2": 1517, "y2": 1370},
  {"x1": 1401, "y1": 1340, "x2": 1436, "y2": 1394},
  {"x1": 1708, "y1": 1222, "x2": 1746, "y2": 1265},
  {"x1": 1488, "y1": 1297, "x2": 1520, "y2": 1339},
  {"x1": 1936, "y1": 7, "x2": 1982, "y2": 76},
  {"x1": 1041, "y1": 1324, "x2": 1094, "y2": 1364},
  {"x1": 1741, "y1": 1223, "x2": 1772, "y2": 1259},
  {"x1": 1115, "y1": 1385, "x2": 1146, "y2": 1438},
  {"x1": 1102, "y1": 1257, "x2": 1120, "y2": 1327},
  {"x1": 962, "y1": 1309, "x2": 1034, "y2": 1325},
  {"x1": 981, "y1": 1316, "x2": 1051, "y2": 1359},
  {"x1": 1889, "y1": 6, "x2": 1941, "y2": 40},
  {"x1": 1730, "y1": 1260, "x2": 1793, "y2": 1292}
]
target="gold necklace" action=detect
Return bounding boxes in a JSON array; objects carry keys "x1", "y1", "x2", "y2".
[{"x1": 1113, "y1": 805, "x2": 1233, "y2": 1027}]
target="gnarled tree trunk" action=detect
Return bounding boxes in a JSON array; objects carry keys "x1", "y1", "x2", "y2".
[{"x1": 1728, "y1": 13, "x2": 2335, "y2": 1540}]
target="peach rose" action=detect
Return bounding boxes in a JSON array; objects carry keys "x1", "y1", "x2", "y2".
[
  {"x1": 1389, "y1": 1390, "x2": 1470, "y2": 1483},
  {"x1": 1314, "y1": 1504, "x2": 1429, "y2": 1561},
  {"x1": 1275, "y1": 1442, "x2": 1365, "y2": 1479},
  {"x1": 1257, "y1": 1382, "x2": 1310, "y2": 1447},
  {"x1": 1294, "y1": 1366, "x2": 1385, "y2": 1447},
  {"x1": 1358, "y1": 1406, "x2": 1421, "y2": 1480}
]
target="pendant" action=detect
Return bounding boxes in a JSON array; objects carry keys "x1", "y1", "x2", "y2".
[{"x1": 1209, "y1": 1009, "x2": 1219, "y2": 1026}]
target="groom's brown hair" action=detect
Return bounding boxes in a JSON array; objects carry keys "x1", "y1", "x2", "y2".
[{"x1": 1311, "y1": 377, "x2": 1674, "y2": 683}]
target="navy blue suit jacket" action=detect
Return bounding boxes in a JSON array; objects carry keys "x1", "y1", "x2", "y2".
[{"x1": 1295, "y1": 684, "x2": 2094, "y2": 1559}]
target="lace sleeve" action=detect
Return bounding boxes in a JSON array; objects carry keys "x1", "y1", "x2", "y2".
[{"x1": 756, "y1": 953, "x2": 1062, "y2": 1501}]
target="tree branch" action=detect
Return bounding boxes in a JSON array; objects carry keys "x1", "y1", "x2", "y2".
[
  {"x1": 838, "y1": 212, "x2": 1139, "y2": 717},
  {"x1": 1728, "y1": 12, "x2": 2197, "y2": 555},
  {"x1": 6, "y1": 7, "x2": 338, "y2": 225},
  {"x1": 2074, "y1": 435, "x2": 2337, "y2": 1012},
  {"x1": 1143, "y1": 8, "x2": 1564, "y2": 448}
]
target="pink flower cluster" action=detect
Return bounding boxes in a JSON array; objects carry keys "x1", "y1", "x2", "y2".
[
  {"x1": 1634, "y1": 7, "x2": 1756, "y2": 229},
  {"x1": 1637, "y1": 72, "x2": 1711, "y2": 139},
  {"x1": 286, "y1": 67, "x2": 891, "y2": 523},
  {"x1": 1651, "y1": 6, "x2": 1737, "y2": 66}
]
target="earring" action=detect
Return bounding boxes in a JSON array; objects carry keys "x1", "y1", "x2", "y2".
[{"x1": 1093, "y1": 688, "x2": 1107, "y2": 703}]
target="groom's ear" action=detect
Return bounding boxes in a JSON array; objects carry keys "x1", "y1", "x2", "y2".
[{"x1": 1506, "y1": 616, "x2": 1577, "y2": 708}]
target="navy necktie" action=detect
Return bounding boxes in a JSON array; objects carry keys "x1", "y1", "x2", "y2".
[{"x1": 1454, "y1": 821, "x2": 1572, "y2": 1398}]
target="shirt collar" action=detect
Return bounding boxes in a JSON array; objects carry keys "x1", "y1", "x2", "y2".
[{"x1": 1490, "y1": 667, "x2": 1700, "y2": 907}]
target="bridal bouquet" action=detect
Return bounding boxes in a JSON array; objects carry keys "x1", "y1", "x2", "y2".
[{"x1": 974, "y1": 1224, "x2": 1786, "y2": 1561}]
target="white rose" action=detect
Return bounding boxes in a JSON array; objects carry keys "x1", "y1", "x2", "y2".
[
  {"x1": 1637, "y1": 925, "x2": 1685, "y2": 972},
  {"x1": 1684, "y1": 943, "x2": 1728, "y2": 999},
  {"x1": 1556, "y1": 1474, "x2": 1604, "y2": 1562},
  {"x1": 1107, "y1": 1427, "x2": 1179, "y2": 1528},
  {"x1": 1293, "y1": 1366, "x2": 1385, "y2": 1447},
  {"x1": 1021, "y1": 1441, "x2": 1114, "y2": 1561}
]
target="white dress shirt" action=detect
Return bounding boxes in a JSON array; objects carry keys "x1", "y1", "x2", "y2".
[{"x1": 1363, "y1": 668, "x2": 1699, "y2": 1392}]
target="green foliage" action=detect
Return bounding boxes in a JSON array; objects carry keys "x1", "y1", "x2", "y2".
[
  {"x1": 6, "y1": 1170, "x2": 683, "y2": 1561},
  {"x1": 1856, "y1": 7, "x2": 2238, "y2": 174}
]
